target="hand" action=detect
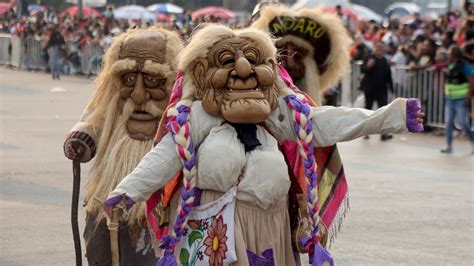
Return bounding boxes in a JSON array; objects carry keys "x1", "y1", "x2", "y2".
[
  {"x1": 389, "y1": 90, "x2": 396, "y2": 99},
  {"x1": 65, "y1": 140, "x2": 85, "y2": 160},
  {"x1": 465, "y1": 97, "x2": 472, "y2": 108},
  {"x1": 104, "y1": 194, "x2": 134, "y2": 218},
  {"x1": 367, "y1": 58, "x2": 375, "y2": 67},
  {"x1": 416, "y1": 110, "x2": 425, "y2": 125}
]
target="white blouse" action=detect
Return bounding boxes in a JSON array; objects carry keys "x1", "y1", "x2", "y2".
[{"x1": 110, "y1": 97, "x2": 409, "y2": 209}]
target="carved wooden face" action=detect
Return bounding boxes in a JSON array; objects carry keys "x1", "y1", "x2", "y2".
[
  {"x1": 116, "y1": 31, "x2": 170, "y2": 140},
  {"x1": 192, "y1": 37, "x2": 278, "y2": 124}
]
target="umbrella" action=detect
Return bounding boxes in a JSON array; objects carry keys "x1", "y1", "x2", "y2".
[
  {"x1": 65, "y1": 0, "x2": 106, "y2": 8},
  {"x1": 292, "y1": 0, "x2": 350, "y2": 9},
  {"x1": 350, "y1": 4, "x2": 382, "y2": 23},
  {"x1": 192, "y1": 6, "x2": 235, "y2": 20},
  {"x1": 147, "y1": 3, "x2": 183, "y2": 14},
  {"x1": 28, "y1": 4, "x2": 47, "y2": 15},
  {"x1": 0, "y1": 2, "x2": 14, "y2": 15},
  {"x1": 114, "y1": 5, "x2": 156, "y2": 22},
  {"x1": 385, "y1": 3, "x2": 421, "y2": 20},
  {"x1": 321, "y1": 6, "x2": 359, "y2": 22},
  {"x1": 59, "y1": 5, "x2": 101, "y2": 17}
]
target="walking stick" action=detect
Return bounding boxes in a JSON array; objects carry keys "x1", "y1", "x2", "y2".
[
  {"x1": 106, "y1": 196, "x2": 129, "y2": 266},
  {"x1": 72, "y1": 158, "x2": 82, "y2": 266}
]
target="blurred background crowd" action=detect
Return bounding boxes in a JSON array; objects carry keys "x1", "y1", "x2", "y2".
[
  {"x1": 1, "y1": 0, "x2": 474, "y2": 75},
  {"x1": 0, "y1": 3, "x2": 237, "y2": 75},
  {"x1": 1, "y1": 0, "x2": 474, "y2": 142}
]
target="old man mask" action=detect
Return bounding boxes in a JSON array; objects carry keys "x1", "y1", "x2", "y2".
[
  {"x1": 190, "y1": 35, "x2": 279, "y2": 123},
  {"x1": 112, "y1": 30, "x2": 177, "y2": 140}
]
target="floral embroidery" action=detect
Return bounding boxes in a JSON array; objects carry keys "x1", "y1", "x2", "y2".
[
  {"x1": 188, "y1": 220, "x2": 202, "y2": 231},
  {"x1": 177, "y1": 190, "x2": 237, "y2": 266},
  {"x1": 202, "y1": 220, "x2": 210, "y2": 230},
  {"x1": 197, "y1": 251, "x2": 204, "y2": 261},
  {"x1": 203, "y1": 216, "x2": 228, "y2": 266}
]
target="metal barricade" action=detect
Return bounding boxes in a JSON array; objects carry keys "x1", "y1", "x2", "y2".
[
  {"x1": 20, "y1": 36, "x2": 47, "y2": 70},
  {"x1": 343, "y1": 62, "x2": 474, "y2": 130},
  {"x1": 0, "y1": 33, "x2": 12, "y2": 65},
  {"x1": 2, "y1": 39, "x2": 473, "y2": 131},
  {"x1": 10, "y1": 35, "x2": 22, "y2": 67},
  {"x1": 393, "y1": 68, "x2": 445, "y2": 129},
  {"x1": 350, "y1": 61, "x2": 363, "y2": 104},
  {"x1": 0, "y1": 35, "x2": 105, "y2": 75},
  {"x1": 0, "y1": 34, "x2": 46, "y2": 69},
  {"x1": 339, "y1": 61, "x2": 364, "y2": 108},
  {"x1": 79, "y1": 41, "x2": 103, "y2": 75}
]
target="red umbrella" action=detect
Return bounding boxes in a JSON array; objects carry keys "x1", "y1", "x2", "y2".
[
  {"x1": 0, "y1": 2, "x2": 14, "y2": 16},
  {"x1": 192, "y1": 6, "x2": 235, "y2": 20},
  {"x1": 321, "y1": 6, "x2": 359, "y2": 23},
  {"x1": 60, "y1": 5, "x2": 101, "y2": 17}
]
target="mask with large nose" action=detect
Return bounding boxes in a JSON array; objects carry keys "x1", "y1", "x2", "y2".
[
  {"x1": 192, "y1": 37, "x2": 279, "y2": 124},
  {"x1": 116, "y1": 31, "x2": 170, "y2": 140}
]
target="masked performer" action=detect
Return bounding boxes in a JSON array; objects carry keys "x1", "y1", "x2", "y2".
[
  {"x1": 105, "y1": 25, "x2": 424, "y2": 266},
  {"x1": 251, "y1": 4, "x2": 349, "y2": 106},
  {"x1": 63, "y1": 28, "x2": 183, "y2": 265},
  {"x1": 251, "y1": 4, "x2": 354, "y2": 246}
]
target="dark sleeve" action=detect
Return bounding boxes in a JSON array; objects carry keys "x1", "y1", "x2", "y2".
[
  {"x1": 360, "y1": 56, "x2": 374, "y2": 74},
  {"x1": 386, "y1": 61, "x2": 394, "y2": 92},
  {"x1": 59, "y1": 35, "x2": 65, "y2": 45},
  {"x1": 406, "y1": 53, "x2": 415, "y2": 65}
]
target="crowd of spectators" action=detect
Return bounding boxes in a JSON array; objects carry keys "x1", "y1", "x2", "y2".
[
  {"x1": 337, "y1": 2, "x2": 474, "y2": 142},
  {"x1": 2, "y1": 3, "x2": 474, "y2": 77},
  {"x1": 1, "y1": 2, "x2": 473, "y2": 148},
  {"x1": 344, "y1": 3, "x2": 474, "y2": 72},
  {"x1": 0, "y1": 5, "x2": 244, "y2": 76}
]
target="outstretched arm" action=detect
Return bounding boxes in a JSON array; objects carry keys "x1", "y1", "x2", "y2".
[
  {"x1": 108, "y1": 133, "x2": 181, "y2": 202},
  {"x1": 107, "y1": 101, "x2": 222, "y2": 203},
  {"x1": 310, "y1": 98, "x2": 423, "y2": 147}
]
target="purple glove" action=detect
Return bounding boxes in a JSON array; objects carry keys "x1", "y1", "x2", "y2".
[
  {"x1": 406, "y1": 98, "x2": 424, "y2": 133},
  {"x1": 104, "y1": 194, "x2": 134, "y2": 210},
  {"x1": 311, "y1": 244, "x2": 334, "y2": 266},
  {"x1": 156, "y1": 249, "x2": 177, "y2": 266}
]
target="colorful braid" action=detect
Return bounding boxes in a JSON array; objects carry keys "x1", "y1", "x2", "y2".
[
  {"x1": 161, "y1": 100, "x2": 198, "y2": 252},
  {"x1": 284, "y1": 93, "x2": 320, "y2": 245}
]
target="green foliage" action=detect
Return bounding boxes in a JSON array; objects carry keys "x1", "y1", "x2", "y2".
[
  {"x1": 180, "y1": 248, "x2": 190, "y2": 266},
  {"x1": 188, "y1": 231, "x2": 204, "y2": 247}
]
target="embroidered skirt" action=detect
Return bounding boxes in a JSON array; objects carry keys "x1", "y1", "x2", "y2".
[{"x1": 169, "y1": 190, "x2": 297, "y2": 265}]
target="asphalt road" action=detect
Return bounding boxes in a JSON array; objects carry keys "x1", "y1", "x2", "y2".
[{"x1": 0, "y1": 67, "x2": 473, "y2": 265}]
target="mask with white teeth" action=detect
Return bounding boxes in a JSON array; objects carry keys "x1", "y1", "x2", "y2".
[{"x1": 192, "y1": 36, "x2": 279, "y2": 124}]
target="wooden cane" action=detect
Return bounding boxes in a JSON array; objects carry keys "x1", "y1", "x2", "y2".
[
  {"x1": 106, "y1": 197, "x2": 128, "y2": 266},
  {"x1": 107, "y1": 208, "x2": 121, "y2": 266},
  {"x1": 71, "y1": 158, "x2": 82, "y2": 266}
]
